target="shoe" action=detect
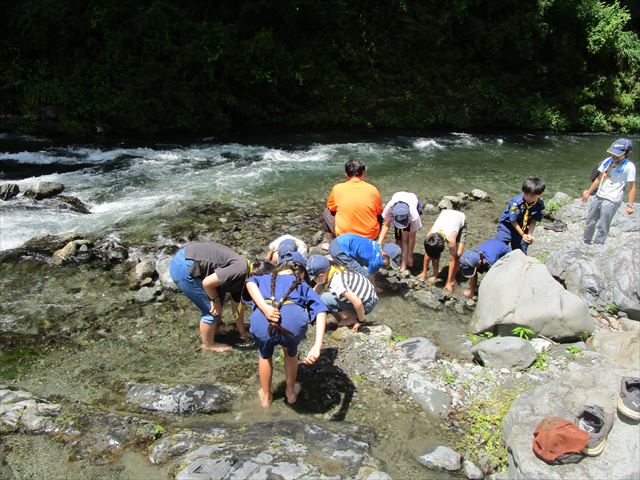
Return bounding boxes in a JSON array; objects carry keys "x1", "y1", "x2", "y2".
[
  {"x1": 235, "y1": 337, "x2": 256, "y2": 349},
  {"x1": 618, "y1": 377, "x2": 640, "y2": 421},
  {"x1": 575, "y1": 405, "x2": 614, "y2": 456},
  {"x1": 544, "y1": 220, "x2": 567, "y2": 232}
]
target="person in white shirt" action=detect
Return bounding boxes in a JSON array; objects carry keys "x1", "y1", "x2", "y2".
[
  {"x1": 378, "y1": 191, "x2": 423, "y2": 271},
  {"x1": 417, "y1": 209, "x2": 467, "y2": 292},
  {"x1": 582, "y1": 138, "x2": 636, "y2": 244}
]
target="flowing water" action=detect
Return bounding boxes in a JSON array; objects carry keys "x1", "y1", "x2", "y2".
[{"x1": 0, "y1": 132, "x2": 622, "y2": 478}]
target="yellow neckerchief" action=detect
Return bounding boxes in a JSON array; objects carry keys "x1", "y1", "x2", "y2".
[
  {"x1": 326, "y1": 264, "x2": 345, "y2": 284},
  {"x1": 437, "y1": 231, "x2": 448, "y2": 242},
  {"x1": 247, "y1": 258, "x2": 254, "y2": 275},
  {"x1": 522, "y1": 198, "x2": 539, "y2": 231}
]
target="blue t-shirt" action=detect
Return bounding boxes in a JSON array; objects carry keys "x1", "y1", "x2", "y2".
[
  {"x1": 476, "y1": 239, "x2": 511, "y2": 273},
  {"x1": 335, "y1": 233, "x2": 383, "y2": 275},
  {"x1": 247, "y1": 273, "x2": 327, "y2": 341},
  {"x1": 498, "y1": 194, "x2": 545, "y2": 230}
]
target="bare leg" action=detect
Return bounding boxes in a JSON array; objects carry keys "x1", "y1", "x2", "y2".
[
  {"x1": 257, "y1": 356, "x2": 273, "y2": 408},
  {"x1": 464, "y1": 274, "x2": 478, "y2": 298},
  {"x1": 337, "y1": 310, "x2": 358, "y2": 328},
  {"x1": 283, "y1": 348, "x2": 301, "y2": 404},
  {"x1": 231, "y1": 300, "x2": 250, "y2": 340},
  {"x1": 200, "y1": 322, "x2": 232, "y2": 352},
  {"x1": 407, "y1": 231, "x2": 416, "y2": 268}
]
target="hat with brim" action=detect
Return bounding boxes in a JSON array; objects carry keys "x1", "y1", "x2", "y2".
[
  {"x1": 277, "y1": 239, "x2": 298, "y2": 258},
  {"x1": 306, "y1": 254, "x2": 330, "y2": 278},
  {"x1": 608, "y1": 138, "x2": 632, "y2": 156},
  {"x1": 460, "y1": 250, "x2": 481, "y2": 278},
  {"x1": 382, "y1": 243, "x2": 402, "y2": 269},
  {"x1": 278, "y1": 251, "x2": 306, "y2": 267},
  {"x1": 392, "y1": 202, "x2": 411, "y2": 229}
]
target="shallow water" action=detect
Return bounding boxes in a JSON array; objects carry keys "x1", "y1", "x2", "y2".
[{"x1": 0, "y1": 132, "x2": 627, "y2": 479}]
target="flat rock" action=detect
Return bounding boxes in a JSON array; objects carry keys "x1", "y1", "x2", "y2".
[
  {"x1": 418, "y1": 445, "x2": 461, "y2": 471},
  {"x1": 125, "y1": 383, "x2": 233, "y2": 414},
  {"x1": 406, "y1": 373, "x2": 451, "y2": 418},
  {"x1": 438, "y1": 198, "x2": 454, "y2": 210},
  {"x1": 463, "y1": 459, "x2": 484, "y2": 479},
  {"x1": 397, "y1": 337, "x2": 438, "y2": 361},
  {"x1": 412, "y1": 290, "x2": 443, "y2": 310},
  {"x1": 470, "y1": 337, "x2": 537, "y2": 370},
  {"x1": 51, "y1": 239, "x2": 93, "y2": 265},
  {"x1": 591, "y1": 330, "x2": 639, "y2": 367},
  {"x1": 471, "y1": 189, "x2": 490, "y2": 201},
  {"x1": 23, "y1": 181, "x2": 65, "y2": 200}
]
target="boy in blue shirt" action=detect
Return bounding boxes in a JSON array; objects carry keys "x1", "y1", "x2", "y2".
[
  {"x1": 496, "y1": 177, "x2": 545, "y2": 254},
  {"x1": 328, "y1": 233, "x2": 401, "y2": 277},
  {"x1": 459, "y1": 238, "x2": 512, "y2": 298}
]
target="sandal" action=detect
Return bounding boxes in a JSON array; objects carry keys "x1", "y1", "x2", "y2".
[{"x1": 236, "y1": 337, "x2": 256, "y2": 349}]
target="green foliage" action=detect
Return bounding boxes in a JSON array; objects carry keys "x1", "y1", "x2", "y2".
[
  {"x1": 579, "y1": 330, "x2": 592, "y2": 342},
  {"x1": 442, "y1": 372, "x2": 456, "y2": 385},
  {"x1": 535, "y1": 252, "x2": 550, "y2": 264},
  {"x1": 467, "y1": 333, "x2": 480, "y2": 345},
  {"x1": 566, "y1": 345, "x2": 582, "y2": 355},
  {"x1": 455, "y1": 385, "x2": 524, "y2": 472},
  {"x1": 531, "y1": 352, "x2": 549, "y2": 371},
  {"x1": 481, "y1": 331, "x2": 494, "y2": 339},
  {"x1": 604, "y1": 303, "x2": 619, "y2": 315},
  {"x1": 512, "y1": 326, "x2": 534, "y2": 340},
  {"x1": 352, "y1": 374, "x2": 365, "y2": 383},
  {"x1": 391, "y1": 334, "x2": 409, "y2": 343}
]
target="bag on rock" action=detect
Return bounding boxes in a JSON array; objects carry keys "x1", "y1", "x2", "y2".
[{"x1": 532, "y1": 416, "x2": 589, "y2": 464}]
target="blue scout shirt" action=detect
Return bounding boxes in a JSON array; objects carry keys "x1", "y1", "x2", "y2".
[
  {"x1": 476, "y1": 239, "x2": 511, "y2": 273},
  {"x1": 498, "y1": 194, "x2": 545, "y2": 231},
  {"x1": 247, "y1": 273, "x2": 327, "y2": 341},
  {"x1": 335, "y1": 233, "x2": 383, "y2": 275}
]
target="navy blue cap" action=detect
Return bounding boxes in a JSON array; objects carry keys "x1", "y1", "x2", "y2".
[
  {"x1": 608, "y1": 138, "x2": 632, "y2": 156},
  {"x1": 278, "y1": 251, "x2": 306, "y2": 267},
  {"x1": 277, "y1": 239, "x2": 297, "y2": 258},
  {"x1": 306, "y1": 254, "x2": 330, "y2": 278},
  {"x1": 382, "y1": 243, "x2": 402, "y2": 269},
  {"x1": 460, "y1": 250, "x2": 482, "y2": 278},
  {"x1": 392, "y1": 202, "x2": 411, "y2": 229}
]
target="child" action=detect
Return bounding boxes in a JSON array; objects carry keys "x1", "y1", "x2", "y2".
[
  {"x1": 459, "y1": 238, "x2": 512, "y2": 298},
  {"x1": 496, "y1": 177, "x2": 546, "y2": 254},
  {"x1": 582, "y1": 139, "x2": 636, "y2": 244},
  {"x1": 245, "y1": 251, "x2": 327, "y2": 408},
  {"x1": 169, "y1": 241, "x2": 253, "y2": 353},
  {"x1": 418, "y1": 209, "x2": 467, "y2": 292},
  {"x1": 306, "y1": 254, "x2": 378, "y2": 332},
  {"x1": 329, "y1": 233, "x2": 401, "y2": 277},
  {"x1": 378, "y1": 192, "x2": 424, "y2": 271},
  {"x1": 266, "y1": 235, "x2": 308, "y2": 263}
]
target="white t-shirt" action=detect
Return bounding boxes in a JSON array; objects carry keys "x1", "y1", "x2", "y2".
[
  {"x1": 381, "y1": 191, "x2": 422, "y2": 231},
  {"x1": 268, "y1": 235, "x2": 308, "y2": 258},
  {"x1": 431, "y1": 210, "x2": 466, "y2": 237},
  {"x1": 596, "y1": 158, "x2": 636, "y2": 203}
]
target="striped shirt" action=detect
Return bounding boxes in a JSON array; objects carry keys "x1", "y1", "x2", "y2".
[{"x1": 329, "y1": 269, "x2": 377, "y2": 304}]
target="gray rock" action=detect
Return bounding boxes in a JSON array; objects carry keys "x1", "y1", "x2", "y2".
[
  {"x1": 0, "y1": 388, "x2": 60, "y2": 434},
  {"x1": 470, "y1": 337, "x2": 537, "y2": 370},
  {"x1": 406, "y1": 373, "x2": 452, "y2": 418},
  {"x1": 442, "y1": 195, "x2": 461, "y2": 205},
  {"x1": 23, "y1": 181, "x2": 65, "y2": 200},
  {"x1": 176, "y1": 458, "x2": 232, "y2": 480},
  {"x1": 397, "y1": 337, "x2": 438, "y2": 361},
  {"x1": 366, "y1": 472, "x2": 393, "y2": 480},
  {"x1": 463, "y1": 460, "x2": 484, "y2": 479},
  {"x1": 472, "y1": 250, "x2": 594, "y2": 340},
  {"x1": 130, "y1": 258, "x2": 156, "y2": 287},
  {"x1": 126, "y1": 383, "x2": 233, "y2": 414},
  {"x1": 591, "y1": 330, "x2": 639, "y2": 367},
  {"x1": 503, "y1": 365, "x2": 640, "y2": 480},
  {"x1": 471, "y1": 189, "x2": 490, "y2": 201},
  {"x1": 418, "y1": 445, "x2": 461, "y2": 471},
  {"x1": 134, "y1": 286, "x2": 162, "y2": 303},
  {"x1": 551, "y1": 192, "x2": 571, "y2": 204},
  {"x1": 54, "y1": 195, "x2": 91, "y2": 214},
  {"x1": 0, "y1": 183, "x2": 19, "y2": 200},
  {"x1": 51, "y1": 239, "x2": 93, "y2": 265},
  {"x1": 156, "y1": 254, "x2": 179, "y2": 291},
  {"x1": 412, "y1": 290, "x2": 443, "y2": 310},
  {"x1": 487, "y1": 471, "x2": 508, "y2": 480},
  {"x1": 529, "y1": 338, "x2": 552, "y2": 354},
  {"x1": 94, "y1": 240, "x2": 128, "y2": 264},
  {"x1": 423, "y1": 203, "x2": 439, "y2": 214},
  {"x1": 620, "y1": 318, "x2": 640, "y2": 332},
  {"x1": 438, "y1": 198, "x2": 454, "y2": 210}
]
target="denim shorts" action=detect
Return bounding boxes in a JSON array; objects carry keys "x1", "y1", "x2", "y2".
[
  {"x1": 169, "y1": 247, "x2": 219, "y2": 324},
  {"x1": 254, "y1": 332, "x2": 303, "y2": 359},
  {"x1": 320, "y1": 292, "x2": 378, "y2": 315}
]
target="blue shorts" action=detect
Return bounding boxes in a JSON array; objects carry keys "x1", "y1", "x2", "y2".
[
  {"x1": 254, "y1": 332, "x2": 303, "y2": 359},
  {"x1": 496, "y1": 223, "x2": 528, "y2": 254},
  {"x1": 169, "y1": 247, "x2": 219, "y2": 324},
  {"x1": 320, "y1": 292, "x2": 378, "y2": 315}
]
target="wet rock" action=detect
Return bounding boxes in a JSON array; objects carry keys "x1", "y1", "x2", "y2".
[
  {"x1": 503, "y1": 365, "x2": 640, "y2": 480},
  {"x1": 94, "y1": 239, "x2": 128, "y2": 264},
  {"x1": 438, "y1": 198, "x2": 454, "y2": 210},
  {"x1": 418, "y1": 445, "x2": 461, "y2": 471},
  {"x1": 463, "y1": 460, "x2": 484, "y2": 479},
  {"x1": 51, "y1": 239, "x2": 94, "y2": 265},
  {"x1": 364, "y1": 324, "x2": 392, "y2": 339},
  {"x1": 156, "y1": 254, "x2": 179, "y2": 291},
  {"x1": 471, "y1": 189, "x2": 490, "y2": 201},
  {"x1": 472, "y1": 250, "x2": 594, "y2": 340},
  {"x1": 130, "y1": 258, "x2": 156, "y2": 287},
  {"x1": 134, "y1": 285, "x2": 162, "y2": 303},
  {"x1": 422, "y1": 203, "x2": 439, "y2": 214},
  {"x1": 126, "y1": 383, "x2": 233, "y2": 414},
  {"x1": 148, "y1": 431, "x2": 223, "y2": 465},
  {"x1": 366, "y1": 471, "x2": 393, "y2": 480},
  {"x1": 591, "y1": 330, "x2": 639, "y2": 367},
  {"x1": 442, "y1": 195, "x2": 461, "y2": 206},
  {"x1": 470, "y1": 337, "x2": 537, "y2": 370},
  {"x1": 397, "y1": 337, "x2": 438, "y2": 361},
  {"x1": 23, "y1": 181, "x2": 65, "y2": 200},
  {"x1": 456, "y1": 192, "x2": 469, "y2": 202},
  {"x1": 0, "y1": 183, "x2": 19, "y2": 200},
  {"x1": 406, "y1": 373, "x2": 452, "y2": 418},
  {"x1": 20, "y1": 232, "x2": 84, "y2": 255},
  {"x1": 54, "y1": 194, "x2": 91, "y2": 214},
  {"x1": 176, "y1": 458, "x2": 233, "y2": 480},
  {"x1": 0, "y1": 387, "x2": 60, "y2": 434},
  {"x1": 411, "y1": 290, "x2": 443, "y2": 310}
]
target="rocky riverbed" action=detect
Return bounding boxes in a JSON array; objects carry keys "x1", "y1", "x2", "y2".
[{"x1": 1, "y1": 185, "x2": 638, "y2": 480}]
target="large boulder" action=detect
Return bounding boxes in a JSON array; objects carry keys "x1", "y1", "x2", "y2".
[
  {"x1": 23, "y1": 181, "x2": 65, "y2": 200},
  {"x1": 554, "y1": 199, "x2": 639, "y2": 237},
  {"x1": 0, "y1": 183, "x2": 19, "y2": 200},
  {"x1": 503, "y1": 365, "x2": 640, "y2": 480},
  {"x1": 591, "y1": 330, "x2": 639, "y2": 367},
  {"x1": 470, "y1": 337, "x2": 537, "y2": 370},
  {"x1": 125, "y1": 383, "x2": 233, "y2": 414},
  {"x1": 472, "y1": 250, "x2": 594, "y2": 340}
]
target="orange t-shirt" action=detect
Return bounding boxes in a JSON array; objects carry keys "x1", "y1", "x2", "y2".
[{"x1": 327, "y1": 177, "x2": 383, "y2": 239}]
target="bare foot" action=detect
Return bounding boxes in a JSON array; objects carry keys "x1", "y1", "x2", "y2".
[
  {"x1": 463, "y1": 289, "x2": 475, "y2": 298},
  {"x1": 285, "y1": 382, "x2": 302, "y2": 404},
  {"x1": 258, "y1": 388, "x2": 272, "y2": 408},
  {"x1": 201, "y1": 343, "x2": 232, "y2": 353},
  {"x1": 427, "y1": 276, "x2": 438, "y2": 285}
]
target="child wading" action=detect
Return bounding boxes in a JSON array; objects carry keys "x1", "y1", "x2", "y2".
[
  {"x1": 496, "y1": 177, "x2": 546, "y2": 254},
  {"x1": 245, "y1": 252, "x2": 327, "y2": 408}
]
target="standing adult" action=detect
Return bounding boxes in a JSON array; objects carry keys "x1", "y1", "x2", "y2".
[
  {"x1": 170, "y1": 241, "x2": 252, "y2": 352},
  {"x1": 322, "y1": 159, "x2": 383, "y2": 243}
]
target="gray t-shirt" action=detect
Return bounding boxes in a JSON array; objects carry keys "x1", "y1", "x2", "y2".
[{"x1": 184, "y1": 242, "x2": 248, "y2": 301}]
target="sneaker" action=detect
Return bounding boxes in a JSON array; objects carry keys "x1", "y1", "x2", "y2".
[
  {"x1": 575, "y1": 405, "x2": 614, "y2": 456},
  {"x1": 544, "y1": 220, "x2": 567, "y2": 232},
  {"x1": 235, "y1": 337, "x2": 256, "y2": 349},
  {"x1": 618, "y1": 377, "x2": 640, "y2": 421}
]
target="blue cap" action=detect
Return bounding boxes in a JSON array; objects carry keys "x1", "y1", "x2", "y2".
[
  {"x1": 382, "y1": 243, "x2": 402, "y2": 269},
  {"x1": 608, "y1": 138, "x2": 632, "y2": 156},
  {"x1": 460, "y1": 250, "x2": 482, "y2": 278},
  {"x1": 278, "y1": 251, "x2": 306, "y2": 267},
  {"x1": 277, "y1": 239, "x2": 297, "y2": 258},
  {"x1": 306, "y1": 254, "x2": 330, "y2": 278},
  {"x1": 392, "y1": 202, "x2": 411, "y2": 229}
]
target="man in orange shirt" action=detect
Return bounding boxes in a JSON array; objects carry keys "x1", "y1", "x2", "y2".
[{"x1": 322, "y1": 159, "x2": 383, "y2": 243}]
